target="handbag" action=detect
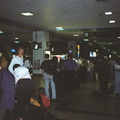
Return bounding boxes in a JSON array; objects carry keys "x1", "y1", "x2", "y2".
[{"x1": 0, "y1": 70, "x2": 3, "y2": 99}]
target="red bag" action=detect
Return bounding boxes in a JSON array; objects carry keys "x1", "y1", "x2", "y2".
[{"x1": 40, "y1": 94, "x2": 50, "y2": 107}]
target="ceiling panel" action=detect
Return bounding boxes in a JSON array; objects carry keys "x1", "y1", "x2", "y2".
[{"x1": 0, "y1": 0, "x2": 120, "y2": 51}]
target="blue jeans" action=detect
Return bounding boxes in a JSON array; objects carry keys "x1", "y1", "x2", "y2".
[{"x1": 44, "y1": 73, "x2": 56, "y2": 99}]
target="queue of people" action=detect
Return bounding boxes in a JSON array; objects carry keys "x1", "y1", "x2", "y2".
[
  {"x1": 0, "y1": 46, "x2": 33, "y2": 120},
  {"x1": 1, "y1": 45, "x2": 120, "y2": 120}
]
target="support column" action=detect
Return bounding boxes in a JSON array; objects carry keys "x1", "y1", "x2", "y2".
[{"x1": 32, "y1": 31, "x2": 49, "y2": 74}]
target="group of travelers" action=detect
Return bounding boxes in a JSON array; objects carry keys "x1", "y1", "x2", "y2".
[
  {"x1": 1, "y1": 45, "x2": 120, "y2": 120},
  {"x1": 0, "y1": 46, "x2": 33, "y2": 120},
  {"x1": 75, "y1": 56, "x2": 120, "y2": 94},
  {"x1": 41, "y1": 54, "x2": 120, "y2": 99}
]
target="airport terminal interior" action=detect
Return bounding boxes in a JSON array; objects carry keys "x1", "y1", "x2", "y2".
[
  {"x1": 32, "y1": 74, "x2": 120, "y2": 120},
  {"x1": 1, "y1": 0, "x2": 120, "y2": 120}
]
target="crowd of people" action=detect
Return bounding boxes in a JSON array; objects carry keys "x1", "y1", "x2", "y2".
[
  {"x1": 0, "y1": 45, "x2": 120, "y2": 120},
  {"x1": 0, "y1": 46, "x2": 33, "y2": 120},
  {"x1": 40, "y1": 53, "x2": 120, "y2": 98}
]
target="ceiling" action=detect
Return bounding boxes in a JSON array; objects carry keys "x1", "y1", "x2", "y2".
[{"x1": 0, "y1": 0, "x2": 120, "y2": 52}]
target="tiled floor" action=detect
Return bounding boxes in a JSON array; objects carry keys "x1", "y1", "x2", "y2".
[{"x1": 32, "y1": 74, "x2": 120, "y2": 120}]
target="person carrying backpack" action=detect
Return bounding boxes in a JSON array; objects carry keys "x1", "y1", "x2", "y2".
[{"x1": 40, "y1": 54, "x2": 57, "y2": 101}]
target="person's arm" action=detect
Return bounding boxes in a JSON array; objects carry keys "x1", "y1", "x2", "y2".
[
  {"x1": 42, "y1": 69, "x2": 44, "y2": 80},
  {"x1": 8, "y1": 58, "x2": 15, "y2": 74}
]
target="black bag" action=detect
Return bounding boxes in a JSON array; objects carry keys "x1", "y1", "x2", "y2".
[
  {"x1": 23, "y1": 104, "x2": 57, "y2": 120},
  {"x1": 48, "y1": 63, "x2": 57, "y2": 75},
  {"x1": 4, "y1": 109, "x2": 19, "y2": 120}
]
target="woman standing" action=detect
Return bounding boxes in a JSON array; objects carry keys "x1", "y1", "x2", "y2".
[{"x1": 0, "y1": 57, "x2": 15, "y2": 120}]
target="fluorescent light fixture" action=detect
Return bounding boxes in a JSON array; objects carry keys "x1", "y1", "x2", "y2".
[
  {"x1": 14, "y1": 41, "x2": 19, "y2": 43},
  {"x1": 117, "y1": 37, "x2": 120, "y2": 39},
  {"x1": 0, "y1": 31, "x2": 3, "y2": 33},
  {"x1": 83, "y1": 39, "x2": 89, "y2": 41},
  {"x1": 109, "y1": 20, "x2": 115, "y2": 23},
  {"x1": 105, "y1": 12, "x2": 112, "y2": 15},
  {"x1": 108, "y1": 43, "x2": 112, "y2": 44},
  {"x1": 73, "y1": 34, "x2": 79, "y2": 36},
  {"x1": 55, "y1": 27, "x2": 64, "y2": 30},
  {"x1": 21, "y1": 12, "x2": 34, "y2": 16},
  {"x1": 15, "y1": 37, "x2": 19, "y2": 39}
]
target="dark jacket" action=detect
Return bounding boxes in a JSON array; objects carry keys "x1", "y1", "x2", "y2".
[{"x1": 0, "y1": 68, "x2": 15, "y2": 109}]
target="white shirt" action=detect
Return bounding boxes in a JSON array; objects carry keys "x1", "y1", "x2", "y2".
[
  {"x1": 8, "y1": 56, "x2": 24, "y2": 74},
  {"x1": 24, "y1": 60, "x2": 33, "y2": 68},
  {"x1": 14, "y1": 66, "x2": 31, "y2": 84}
]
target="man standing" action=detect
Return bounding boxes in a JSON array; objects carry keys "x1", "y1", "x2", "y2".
[
  {"x1": 63, "y1": 53, "x2": 79, "y2": 93},
  {"x1": 40, "y1": 54, "x2": 56, "y2": 100},
  {"x1": 8, "y1": 46, "x2": 25, "y2": 74}
]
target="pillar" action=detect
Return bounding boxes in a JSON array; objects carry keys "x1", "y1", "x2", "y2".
[{"x1": 32, "y1": 31, "x2": 49, "y2": 74}]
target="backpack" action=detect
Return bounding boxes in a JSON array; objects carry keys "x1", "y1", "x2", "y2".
[{"x1": 48, "y1": 62, "x2": 57, "y2": 75}]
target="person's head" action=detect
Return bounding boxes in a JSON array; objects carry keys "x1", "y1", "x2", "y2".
[
  {"x1": 52, "y1": 56, "x2": 58, "y2": 64},
  {"x1": 82, "y1": 58, "x2": 87, "y2": 66},
  {"x1": 17, "y1": 46, "x2": 25, "y2": 57},
  {"x1": 44, "y1": 54, "x2": 49, "y2": 59},
  {"x1": 67, "y1": 53, "x2": 73, "y2": 59},
  {"x1": 0, "y1": 56, "x2": 8, "y2": 68}
]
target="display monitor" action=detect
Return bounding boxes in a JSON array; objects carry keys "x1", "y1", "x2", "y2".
[
  {"x1": 89, "y1": 51, "x2": 97, "y2": 57},
  {"x1": 11, "y1": 49, "x2": 16, "y2": 53},
  {"x1": 33, "y1": 42, "x2": 39, "y2": 50}
]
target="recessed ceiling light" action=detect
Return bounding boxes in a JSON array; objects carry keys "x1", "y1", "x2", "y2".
[
  {"x1": 108, "y1": 43, "x2": 112, "y2": 44},
  {"x1": 109, "y1": 20, "x2": 115, "y2": 23},
  {"x1": 117, "y1": 37, "x2": 120, "y2": 39},
  {"x1": 73, "y1": 34, "x2": 79, "y2": 36},
  {"x1": 55, "y1": 27, "x2": 64, "y2": 30},
  {"x1": 0, "y1": 31, "x2": 3, "y2": 33},
  {"x1": 15, "y1": 37, "x2": 19, "y2": 39},
  {"x1": 105, "y1": 12, "x2": 112, "y2": 15},
  {"x1": 14, "y1": 41, "x2": 19, "y2": 43},
  {"x1": 83, "y1": 39, "x2": 89, "y2": 41},
  {"x1": 21, "y1": 12, "x2": 34, "y2": 16}
]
